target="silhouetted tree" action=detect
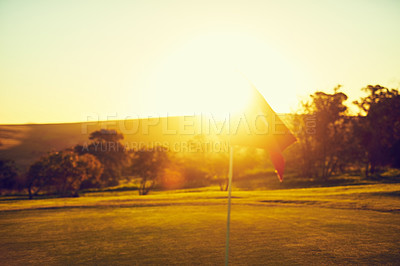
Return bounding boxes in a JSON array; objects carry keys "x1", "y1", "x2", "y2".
[
  {"x1": 286, "y1": 113, "x2": 317, "y2": 177},
  {"x1": 0, "y1": 159, "x2": 18, "y2": 193},
  {"x1": 75, "y1": 129, "x2": 128, "y2": 187},
  {"x1": 289, "y1": 86, "x2": 349, "y2": 178},
  {"x1": 353, "y1": 85, "x2": 400, "y2": 176},
  {"x1": 27, "y1": 151, "x2": 103, "y2": 198},
  {"x1": 130, "y1": 146, "x2": 168, "y2": 195}
]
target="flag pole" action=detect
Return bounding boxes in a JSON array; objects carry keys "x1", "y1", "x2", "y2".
[{"x1": 225, "y1": 145, "x2": 234, "y2": 266}]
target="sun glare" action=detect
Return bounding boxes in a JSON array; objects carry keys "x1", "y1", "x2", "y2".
[{"x1": 148, "y1": 32, "x2": 298, "y2": 119}]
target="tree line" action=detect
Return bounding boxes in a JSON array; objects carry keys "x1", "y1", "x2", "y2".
[
  {"x1": 0, "y1": 84, "x2": 399, "y2": 197},
  {"x1": 0, "y1": 128, "x2": 268, "y2": 198},
  {"x1": 288, "y1": 84, "x2": 400, "y2": 179}
]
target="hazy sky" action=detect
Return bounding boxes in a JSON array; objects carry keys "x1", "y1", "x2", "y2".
[{"x1": 1, "y1": 0, "x2": 399, "y2": 124}]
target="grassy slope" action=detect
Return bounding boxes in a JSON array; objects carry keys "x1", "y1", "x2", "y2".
[{"x1": 0, "y1": 183, "x2": 399, "y2": 265}]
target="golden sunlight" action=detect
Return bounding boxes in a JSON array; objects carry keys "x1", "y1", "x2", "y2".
[{"x1": 148, "y1": 32, "x2": 299, "y2": 118}]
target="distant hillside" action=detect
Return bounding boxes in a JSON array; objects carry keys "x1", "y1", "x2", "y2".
[{"x1": 0, "y1": 116, "x2": 208, "y2": 171}]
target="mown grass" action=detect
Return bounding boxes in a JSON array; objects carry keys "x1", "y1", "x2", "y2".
[{"x1": 0, "y1": 183, "x2": 399, "y2": 265}]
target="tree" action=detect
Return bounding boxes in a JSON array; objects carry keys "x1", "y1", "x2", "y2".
[
  {"x1": 179, "y1": 134, "x2": 222, "y2": 189},
  {"x1": 204, "y1": 151, "x2": 230, "y2": 191},
  {"x1": 75, "y1": 129, "x2": 128, "y2": 187},
  {"x1": 286, "y1": 113, "x2": 317, "y2": 177},
  {"x1": 130, "y1": 146, "x2": 168, "y2": 195},
  {"x1": 289, "y1": 86, "x2": 350, "y2": 179},
  {"x1": 181, "y1": 135, "x2": 260, "y2": 191},
  {"x1": 0, "y1": 159, "x2": 18, "y2": 193},
  {"x1": 27, "y1": 150, "x2": 103, "y2": 198},
  {"x1": 353, "y1": 85, "x2": 400, "y2": 175}
]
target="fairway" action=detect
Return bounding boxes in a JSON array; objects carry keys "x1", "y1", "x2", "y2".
[{"x1": 1, "y1": 184, "x2": 400, "y2": 265}]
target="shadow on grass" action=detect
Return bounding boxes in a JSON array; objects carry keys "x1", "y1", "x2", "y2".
[
  {"x1": 0, "y1": 186, "x2": 140, "y2": 202},
  {"x1": 82, "y1": 186, "x2": 138, "y2": 194},
  {"x1": 235, "y1": 171, "x2": 400, "y2": 191},
  {"x1": 369, "y1": 190, "x2": 400, "y2": 197},
  {"x1": 365, "y1": 174, "x2": 400, "y2": 184},
  {"x1": 0, "y1": 194, "x2": 64, "y2": 202}
]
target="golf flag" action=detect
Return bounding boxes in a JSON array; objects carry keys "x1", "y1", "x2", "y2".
[{"x1": 230, "y1": 86, "x2": 296, "y2": 181}]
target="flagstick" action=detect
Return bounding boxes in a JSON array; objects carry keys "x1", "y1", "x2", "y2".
[{"x1": 225, "y1": 145, "x2": 234, "y2": 266}]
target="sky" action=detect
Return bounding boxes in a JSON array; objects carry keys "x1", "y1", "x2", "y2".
[{"x1": 1, "y1": 0, "x2": 399, "y2": 124}]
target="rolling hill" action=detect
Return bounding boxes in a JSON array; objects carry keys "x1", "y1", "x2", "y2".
[{"x1": 0, "y1": 116, "x2": 212, "y2": 171}]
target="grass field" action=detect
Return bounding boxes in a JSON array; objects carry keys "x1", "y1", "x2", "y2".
[{"x1": 0, "y1": 184, "x2": 400, "y2": 265}]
